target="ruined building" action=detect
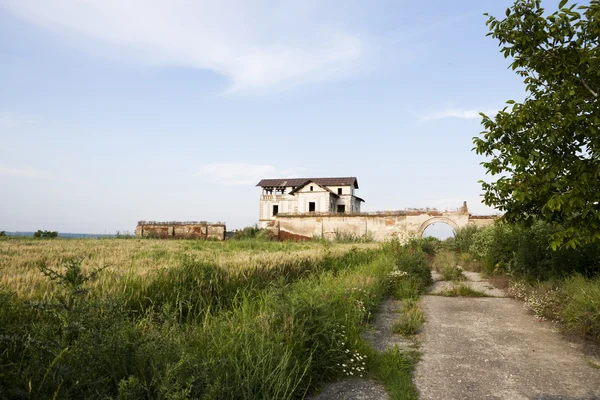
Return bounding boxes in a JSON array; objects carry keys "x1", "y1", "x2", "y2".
[
  {"x1": 256, "y1": 177, "x2": 365, "y2": 228},
  {"x1": 257, "y1": 176, "x2": 496, "y2": 241}
]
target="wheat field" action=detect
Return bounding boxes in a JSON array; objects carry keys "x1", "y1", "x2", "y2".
[{"x1": 0, "y1": 238, "x2": 378, "y2": 300}]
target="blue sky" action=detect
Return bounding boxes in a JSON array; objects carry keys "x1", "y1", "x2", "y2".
[{"x1": 0, "y1": 0, "x2": 550, "y2": 234}]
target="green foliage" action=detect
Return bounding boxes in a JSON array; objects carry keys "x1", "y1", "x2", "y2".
[
  {"x1": 469, "y1": 222, "x2": 600, "y2": 279},
  {"x1": 469, "y1": 223, "x2": 517, "y2": 276},
  {"x1": 392, "y1": 299, "x2": 424, "y2": 336},
  {"x1": 33, "y1": 230, "x2": 58, "y2": 238},
  {"x1": 372, "y1": 348, "x2": 420, "y2": 400},
  {"x1": 475, "y1": 0, "x2": 600, "y2": 248},
  {"x1": 0, "y1": 244, "x2": 400, "y2": 399},
  {"x1": 561, "y1": 275, "x2": 600, "y2": 340},
  {"x1": 384, "y1": 239, "x2": 432, "y2": 293},
  {"x1": 453, "y1": 225, "x2": 480, "y2": 253},
  {"x1": 433, "y1": 251, "x2": 466, "y2": 281},
  {"x1": 436, "y1": 284, "x2": 490, "y2": 297},
  {"x1": 332, "y1": 230, "x2": 374, "y2": 243},
  {"x1": 0, "y1": 231, "x2": 6, "y2": 237},
  {"x1": 232, "y1": 225, "x2": 275, "y2": 241}
]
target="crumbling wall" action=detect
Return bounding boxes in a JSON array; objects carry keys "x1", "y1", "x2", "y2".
[
  {"x1": 136, "y1": 221, "x2": 226, "y2": 240},
  {"x1": 276, "y1": 213, "x2": 411, "y2": 242},
  {"x1": 274, "y1": 208, "x2": 496, "y2": 242}
]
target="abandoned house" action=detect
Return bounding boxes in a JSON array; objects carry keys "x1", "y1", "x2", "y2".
[{"x1": 256, "y1": 177, "x2": 365, "y2": 228}]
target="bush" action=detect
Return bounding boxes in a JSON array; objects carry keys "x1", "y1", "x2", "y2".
[
  {"x1": 232, "y1": 225, "x2": 275, "y2": 241},
  {"x1": 385, "y1": 239, "x2": 432, "y2": 295},
  {"x1": 453, "y1": 225, "x2": 480, "y2": 253},
  {"x1": 469, "y1": 223, "x2": 516, "y2": 276},
  {"x1": 432, "y1": 251, "x2": 465, "y2": 281},
  {"x1": 469, "y1": 221, "x2": 600, "y2": 280},
  {"x1": 33, "y1": 230, "x2": 58, "y2": 238}
]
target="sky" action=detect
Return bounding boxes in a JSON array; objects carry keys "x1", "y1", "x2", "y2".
[{"x1": 0, "y1": 0, "x2": 552, "y2": 234}]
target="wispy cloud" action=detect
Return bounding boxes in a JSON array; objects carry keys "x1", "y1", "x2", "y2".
[
  {"x1": 420, "y1": 108, "x2": 497, "y2": 122},
  {"x1": 0, "y1": 166, "x2": 53, "y2": 179},
  {"x1": 0, "y1": 111, "x2": 36, "y2": 130},
  {"x1": 2, "y1": 0, "x2": 367, "y2": 93},
  {"x1": 197, "y1": 163, "x2": 306, "y2": 185}
]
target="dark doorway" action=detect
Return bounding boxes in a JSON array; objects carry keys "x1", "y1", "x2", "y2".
[
  {"x1": 272, "y1": 205, "x2": 279, "y2": 216},
  {"x1": 309, "y1": 202, "x2": 316, "y2": 212},
  {"x1": 337, "y1": 205, "x2": 346, "y2": 213}
]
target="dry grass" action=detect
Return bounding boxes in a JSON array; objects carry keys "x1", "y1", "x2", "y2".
[{"x1": 0, "y1": 238, "x2": 378, "y2": 300}]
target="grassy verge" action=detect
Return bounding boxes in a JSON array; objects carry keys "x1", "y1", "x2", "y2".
[
  {"x1": 392, "y1": 299, "x2": 425, "y2": 335},
  {"x1": 371, "y1": 348, "x2": 420, "y2": 400},
  {"x1": 368, "y1": 239, "x2": 432, "y2": 400}
]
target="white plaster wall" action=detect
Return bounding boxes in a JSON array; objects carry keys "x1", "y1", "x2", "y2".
[
  {"x1": 275, "y1": 211, "x2": 483, "y2": 242},
  {"x1": 296, "y1": 190, "x2": 332, "y2": 213}
]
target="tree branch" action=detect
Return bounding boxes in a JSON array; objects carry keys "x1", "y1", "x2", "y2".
[{"x1": 580, "y1": 78, "x2": 598, "y2": 98}]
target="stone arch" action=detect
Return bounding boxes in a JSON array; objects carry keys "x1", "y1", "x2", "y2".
[{"x1": 417, "y1": 217, "x2": 461, "y2": 237}]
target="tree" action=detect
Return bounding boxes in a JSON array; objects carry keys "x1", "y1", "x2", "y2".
[{"x1": 474, "y1": 0, "x2": 600, "y2": 249}]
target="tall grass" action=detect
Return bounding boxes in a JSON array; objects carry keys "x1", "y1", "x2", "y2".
[{"x1": 0, "y1": 239, "x2": 400, "y2": 399}]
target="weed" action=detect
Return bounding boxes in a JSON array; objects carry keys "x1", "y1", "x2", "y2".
[
  {"x1": 436, "y1": 284, "x2": 490, "y2": 297},
  {"x1": 392, "y1": 299, "x2": 424, "y2": 336},
  {"x1": 372, "y1": 347, "x2": 420, "y2": 400}
]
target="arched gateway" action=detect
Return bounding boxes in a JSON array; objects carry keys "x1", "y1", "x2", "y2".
[
  {"x1": 256, "y1": 177, "x2": 497, "y2": 242},
  {"x1": 417, "y1": 217, "x2": 462, "y2": 237},
  {"x1": 267, "y1": 202, "x2": 496, "y2": 243}
]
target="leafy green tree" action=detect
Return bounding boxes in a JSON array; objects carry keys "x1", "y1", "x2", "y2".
[
  {"x1": 474, "y1": 0, "x2": 600, "y2": 248},
  {"x1": 34, "y1": 230, "x2": 59, "y2": 238}
]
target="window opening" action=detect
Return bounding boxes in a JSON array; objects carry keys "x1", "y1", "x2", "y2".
[
  {"x1": 337, "y1": 205, "x2": 346, "y2": 213},
  {"x1": 337, "y1": 188, "x2": 342, "y2": 195},
  {"x1": 309, "y1": 202, "x2": 316, "y2": 212},
  {"x1": 310, "y1": 186, "x2": 314, "y2": 191}
]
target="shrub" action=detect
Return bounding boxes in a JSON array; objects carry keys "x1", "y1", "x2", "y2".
[
  {"x1": 469, "y1": 223, "x2": 516, "y2": 276},
  {"x1": 432, "y1": 251, "x2": 465, "y2": 281},
  {"x1": 33, "y1": 230, "x2": 58, "y2": 238},
  {"x1": 453, "y1": 225, "x2": 480, "y2": 253},
  {"x1": 469, "y1": 221, "x2": 600, "y2": 280},
  {"x1": 0, "y1": 231, "x2": 6, "y2": 237},
  {"x1": 384, "y1": 240, "x2": 432, "y2": 292},
  {"x1": 232, "y1": 225, "x2": 275, "y2": 241}
]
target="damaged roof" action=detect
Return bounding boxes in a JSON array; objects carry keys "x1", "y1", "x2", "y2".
[{"x1": 256, "y1": 177, "x2": 359, "y2": 189}]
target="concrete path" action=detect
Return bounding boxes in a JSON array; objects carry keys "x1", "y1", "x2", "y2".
[{"x1": 415, "y1": 271, "x2": 600, "y2": 400}]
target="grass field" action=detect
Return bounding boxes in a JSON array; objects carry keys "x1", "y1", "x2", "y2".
[
  {"x1": 0, "y1": 237, "x2": 430, "y2": 399},
  {"x1": 0, "y1": 238, "x2": 377, "y2": 300}
]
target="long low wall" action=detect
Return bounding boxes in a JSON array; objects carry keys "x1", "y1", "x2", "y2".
[
  {"x1": 271, "y1": 212, "x2": 495, "y2": 242},
  {"x1": 135, "y1": 221, "x2": 226, "y2": 240}
]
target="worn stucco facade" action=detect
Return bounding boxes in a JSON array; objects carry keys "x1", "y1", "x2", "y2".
[
  {"x1": 267, "y1": 208, "x2": 494, "y2": 242},
  {"x1": 256, "y1": 177, "x2": 364, "y2": 228},
  {"x1": 257, "y1": 176, "x2": 496, "y2": 242}
]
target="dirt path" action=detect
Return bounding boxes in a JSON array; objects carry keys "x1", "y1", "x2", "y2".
[{"x1": 415, "y1": 271, "x2": 600, "y2": 400}]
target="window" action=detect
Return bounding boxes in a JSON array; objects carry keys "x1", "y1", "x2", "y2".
[
  {"x1": 337, "y1": 204, "x2": 345, "y2": 213},
  {"x1": 272, "y1": 205, "x2": 279, "y2": 216},
  {"x1": 309, "y1": 202, "x2": 316, "y2": 212},
  {"x1": 337, "y1": 188, "x2": 342, "y2": 195},
  {"x1": 310, "y1": 186, "x2": 314, "y2": 191}
]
